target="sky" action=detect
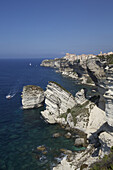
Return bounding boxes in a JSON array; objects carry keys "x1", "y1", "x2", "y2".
[{"x1": 0, "y1": 0, "x2": 113, "y2": 58}]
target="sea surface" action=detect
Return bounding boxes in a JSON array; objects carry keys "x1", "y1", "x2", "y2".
[{"x1": 0, "y1": 58, "x2": 94, "y2": 170}]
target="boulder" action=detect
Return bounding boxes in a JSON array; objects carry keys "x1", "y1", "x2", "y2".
[
  {"x1": 22, "y1": 85, "x2": 44, "y2": 109},
  {"x1": 74, "y1": 138, "x2": 85, "y2": 147},
  {"x1": 65, "y1": 132, "x2": 71, "y2": 139},
  {"x1": 37, "y1": 145, "x2": 46, "y2": 151},
  {"x1": 53, "y1": 133, "x2": 61, "y2": 138}
]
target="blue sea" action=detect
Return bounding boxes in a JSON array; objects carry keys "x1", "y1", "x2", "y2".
[{"x1": 0, "y1": 58, "x2": 94, "y2": 170}]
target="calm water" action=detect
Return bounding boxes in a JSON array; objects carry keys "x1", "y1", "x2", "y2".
[{"x1": 0, "y1": 59, "x2": 93, "y2": 170}]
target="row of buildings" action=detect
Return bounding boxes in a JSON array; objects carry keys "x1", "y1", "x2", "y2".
[
  {"x1": 63, "y1": 51, "x2": 113, "y2": 62},
  {"x1": 98, "y1": 51, "x2": 113, "y2": 56},
  {"x1": 63, "y1": 53, "x2": 96, "y2": 62}
]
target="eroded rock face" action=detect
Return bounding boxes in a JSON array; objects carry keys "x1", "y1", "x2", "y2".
[
  {"x1": 87, "y1": 58, "x2": 113, "y2": 126},
  {"x1": 40, "y1": 58, "x2": 61, "y2": 68},
  {"x1": 99, "y1": 131, "x2": 113, "y2": 157},
  {"x1": 86, "y1": 58, "x2": 106, "y2": 85},
  {"x1": 41, "y1": 81, "x2": 76, "y2": 124},
  {"x1": 104, "y1": 66, "x2": 113, "y2": 126},
  {"x1": 22, "y1": 85, "x2": 44, "y2": 109},
  {"x1": 75, "y1": 89, "x2": 87, "y2": 105}
]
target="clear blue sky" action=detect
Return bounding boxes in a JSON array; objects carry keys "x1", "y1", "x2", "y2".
[{"x1": 0, "y1": 0, "x2": 113, "y2": 58}]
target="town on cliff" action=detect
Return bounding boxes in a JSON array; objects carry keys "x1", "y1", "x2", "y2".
[{"x1": 21, "y1": 51, "x2": 113, "y2": 170}]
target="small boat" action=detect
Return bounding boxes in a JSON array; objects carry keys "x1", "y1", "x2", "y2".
[
  {"x1": 6, "y1": 95, "x2": 11, "y2": 99},
  {"x1": 29, "y1": 63, "x2": 32, "y2": 66}
]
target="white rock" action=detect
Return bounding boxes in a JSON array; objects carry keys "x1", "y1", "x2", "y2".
[
  {"x1": 75, "y1": 89, "x2": 87, "y2": 105},
  {"x1": 53, "y1": 156, "x2": 75, "y2": 170},
  {"x1": 74, "y1": 138, "x2": 85, "y2": 146},
  {"x1": 99, "y1": 132, "x2": 113, "y2": 157},
  {"x1": 22, "y1": 85, "x2": 44, "y2": 109},
  {"x1": 86, "y1": 105, "x2": 106, "y2": 135},
  {"x1": 41, "y1": 82, "x2": 76, "y2": 124}
]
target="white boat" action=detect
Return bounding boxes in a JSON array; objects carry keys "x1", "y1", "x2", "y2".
[
  {"x1": 6, "y1": 95, "x2": 11, "y2": 99},
  {"x1": 29, "y1": 63, "x2": 32, "y2": 66}
]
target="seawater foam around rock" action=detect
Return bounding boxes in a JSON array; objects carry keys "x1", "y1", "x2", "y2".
[{"x1": 22, "y1": 85, "x2": 44, "y2": 109}]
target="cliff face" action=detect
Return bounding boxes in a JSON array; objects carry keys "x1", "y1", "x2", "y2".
[
  {"x1": 86, "y1": 58, "x2": 106, "y2": 111},
  {"x1": 104, "y1": 66, "x2": 113, "y2": 126},
  {"x1": 86, "y1": 58, "x2": 113, "y2": 127},
  {"x1": 22, "y1": 85, "x2": 44, "y2": 109},
  {"x1": 40, "y1": 58, "x2": 61, "y2": 68},
  {"x1": 41, "y1": 81, "x2": 76, "y2": 124},
  {"x1": 41, "y1": 83, "x2": 106, "y2": 136},
  {"x1": 40, "y1": 56, "x2": 95, "y2": 85}
]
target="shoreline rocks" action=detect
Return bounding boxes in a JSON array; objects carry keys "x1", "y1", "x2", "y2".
[{"x1": 74, "y1": 138, "x2": 85, "y2": 147}]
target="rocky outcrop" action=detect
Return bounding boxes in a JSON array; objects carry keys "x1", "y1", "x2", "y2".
[
  {"x1": 74, "y1": 138, "x2": 85, "y2": 147},
  {"x1": 86, "y1": 58, "x2": 106, "y2": 84},
  {"x1": 87, "y1": 58, "x2": 113, "y2": 127},
  {"x1": 22, "y1": 85, "x2": 44, "y2": 109},
  {"x1": 99, "y1": 131, "x2": 113, "y2": 157},
  {"x1": 41, "y1": 84, "x2": 106, "y2": 137},
  {"x1": 40, "y1": 58, "x2": 61, "y2": 68},
  {"x1": 40, "y1": 55, "x2": 95, "y2": 85},
  {"x1": 104, "y1": 66, "x2": 113, "y2": 126},
  {"x1": 41, "y1": 81, "x2": 76, "y2": 124},
  {"x1": 75, "y1": 89, "x2": 87, "y2": 105}
]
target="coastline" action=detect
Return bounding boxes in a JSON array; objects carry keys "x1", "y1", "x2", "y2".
[
  {"x1": 20, "y1": 52, "x2": 113, "y2": 169},
  {"x1": 39, "y1": 53, "x2": 113, "y2": 169}
]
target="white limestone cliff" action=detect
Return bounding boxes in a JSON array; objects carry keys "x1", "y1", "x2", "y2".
[
  {"x1": 41, "y1": 81, "x2": 76, "y2": 124},
  {"x1": 75, "y1": 88, "x2": 87, "y2": 105},
  {"x1": 22, "y1": 85, "x2": 44, "y2": 109},
  {"x1": 104, "y1": 66, "x2": 113, "y2": 126}
]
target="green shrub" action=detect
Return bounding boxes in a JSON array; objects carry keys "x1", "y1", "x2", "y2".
[{"x1": 97, "y1": 54, "x2": 113, "y2": 64}]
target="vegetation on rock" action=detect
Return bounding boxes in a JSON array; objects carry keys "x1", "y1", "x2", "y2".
[
  {"x1": 90, "y1": 146, "x2": 113, "y2": 170},
  {"x1": 59, "y1": 101, "x2": 89, "y2": 125},
  {"x1": 97, "y1": 54, "x2": 113, "y2": 65}
]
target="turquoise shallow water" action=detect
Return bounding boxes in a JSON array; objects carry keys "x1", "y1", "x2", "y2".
[{"x1": 0, "y1": 59, "x2": 93, "y2": 169}]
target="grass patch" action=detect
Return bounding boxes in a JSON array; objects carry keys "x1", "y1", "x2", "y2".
[
  {"x1": 71, "y1": 101, "x2": 89, "y2": 125},
  {"x1": 59, "y1": 101, "x2": 90, "y2": 126}
]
